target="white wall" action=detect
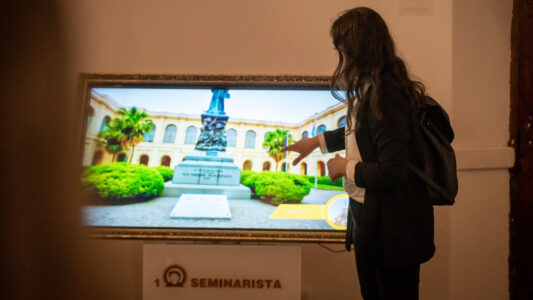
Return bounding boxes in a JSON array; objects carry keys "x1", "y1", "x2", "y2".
[{"x1": 61, "y1": 0, "x2": 513, "y2": 299}]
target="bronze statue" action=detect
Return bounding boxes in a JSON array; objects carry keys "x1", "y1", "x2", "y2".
[{"x1": 195, "y1": 89, "x2": 230, "y2": 151}]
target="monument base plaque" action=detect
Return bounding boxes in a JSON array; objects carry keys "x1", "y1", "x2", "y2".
[{"x1": 169, "y1": 194, "x2": 231, "y2": 219}]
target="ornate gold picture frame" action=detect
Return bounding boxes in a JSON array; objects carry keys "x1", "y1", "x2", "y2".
[{"x1": 79, "y1": 73, "x2": 346, "y2": 243}]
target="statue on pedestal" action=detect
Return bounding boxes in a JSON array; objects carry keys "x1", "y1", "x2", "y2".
[
  {"x1": 168, "y1": 88, "x2": 250, "y2": 197},
  {"x1": 195, "y1": 89, "x2": 230, "y2": 152}
]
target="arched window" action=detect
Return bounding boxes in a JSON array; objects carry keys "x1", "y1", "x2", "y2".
[
  {"x1": 144, "y1": 124, "x2": 156, "y2": 142},
  {"x1": 300, "y1": 162, "x2": 307, "y2": 175},
  {"x1": 163, "y1": 124, "x2": 177, "y2": 144},
  {"x1": 281, "y1": 162, "x2": 289, "y2": 172},
  {"x1": 302, "y1": 131, "x2": 309, "y2": 139},
  {"x1": 245, "y1": 130, "x2": 256, "y2": 148},
  {"x1": 262, "y1": 161, "x2": 271, "y2": 171},
  {"x1": 317, "y1": 161, "x2": 326, "y2": 176},
  {"x1": 227, "y1": 129, "x2": 237, "y2": 147},
  {"x1": 99, "y1": 116, "x2": 111, "y2": 132},
  {"x1": 184, "y1": 126, "x2": 198, "y2": 145},
  {"x1": 317, "y1": 124, "x2": 327, "y2": 135},
  {"x1": 243, "y1": 160, "x2": 252, "y2": 171},
  {"x1": 140, "y1": 154, "x2": 149, "y2": 165},
  {"x1": 117, "y1": 153, "x2": 127, "y2": 163},
  {"x1": 338, "y1": 116, "x2": 347, "y2": 128},
  {"x1": 91, "y1": 150, "x2": 103, "y2": 165},
  {"x1": 161, "y1": 155, "x2": 171, "y2": 167},
  {"x1": 87, "y1": 106, "x2": 95, "y2": 128}
]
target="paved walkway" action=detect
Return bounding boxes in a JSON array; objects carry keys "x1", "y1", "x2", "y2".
[
  {"x1": 84, "y1": 189, "x2": 344, "y2": 230},
  {"x1": 301, "y1": 188, "x2": 345, "y2": 205}
]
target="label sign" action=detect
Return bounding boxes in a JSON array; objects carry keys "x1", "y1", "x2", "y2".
[{"x1": 143, "y1": 244, "x2": 301, "y2": 300}]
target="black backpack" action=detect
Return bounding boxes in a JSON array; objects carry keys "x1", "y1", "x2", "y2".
[{"x1": 409, "y1": 96, "x2": 458, "y2": 205}]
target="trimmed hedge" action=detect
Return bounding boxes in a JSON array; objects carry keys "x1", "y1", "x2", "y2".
[
  {"x1": 240, "y1": 170, "x2": 255, "y2": 185},
  {"x1": 241, "y1": 171, "x2": 312, "y2": 205},
  {"x1": 82, "y1": 162, "x2": 164, "y2": 200},
  {"x1": 152, "y1": 166, "x2": 173, "y2": 182}
]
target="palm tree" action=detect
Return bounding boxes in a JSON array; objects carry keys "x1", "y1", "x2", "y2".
[
  {"x1": 115, "y1": 107, "x2": 153, "y2": 163},
  {"x1": 262, "y1": 129, "x2": 293, "y2": 171},
  {"x1": 97, "y1": 127, "x2": 124, "y2": 162}
]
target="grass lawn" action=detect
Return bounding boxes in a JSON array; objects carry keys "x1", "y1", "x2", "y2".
[{"x1": 316, "y1": 184, "x2": 345, "y2": 191}]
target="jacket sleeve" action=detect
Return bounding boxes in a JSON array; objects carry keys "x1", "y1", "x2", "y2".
[
  {"x1": 322, "y1": 126, "x2": 346, "y2": 152},
  {"x1": 354, "y1": 96, "x2": 411, "y2": 189}
]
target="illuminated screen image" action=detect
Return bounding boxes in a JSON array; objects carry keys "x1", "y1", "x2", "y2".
[{"x1": 82, "y1": 87, "x2": 349, "y2": 231}]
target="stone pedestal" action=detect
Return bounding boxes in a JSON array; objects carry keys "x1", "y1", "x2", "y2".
[
  {"x1": 162, "y1": 182, "x2": 251, "y2": 199},
  {"x1": 167, "y1": 151, "x2": 251, "y2": 199},
  {"x1": 172, "y1": 151, "x2": 241, "y2": 186}
]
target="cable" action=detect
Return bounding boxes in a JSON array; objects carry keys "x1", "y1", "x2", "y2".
[{"x1": 317, "y1": 243, "x2": 347, "y2": 253}]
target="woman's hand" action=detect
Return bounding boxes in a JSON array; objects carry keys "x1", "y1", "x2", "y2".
[
  {"x1": 282, "y1": 136, "x2": 320, "y2": 166},
  {"x1": 327, "y1": 154, "x2": 348, "y2": 182}
]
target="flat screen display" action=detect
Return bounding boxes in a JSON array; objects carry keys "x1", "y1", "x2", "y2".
[{"x1": 82, "y1": 86, "x2": 349, "y2": 232}]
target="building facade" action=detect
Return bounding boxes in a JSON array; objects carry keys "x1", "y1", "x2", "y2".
[{"x1": 84, "y1": 92, "x2": 347, "y2": 176}]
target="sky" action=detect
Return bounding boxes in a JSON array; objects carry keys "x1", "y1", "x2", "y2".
[{"x1": 92, "y1": 88, "x2": 343, "y2": 124}]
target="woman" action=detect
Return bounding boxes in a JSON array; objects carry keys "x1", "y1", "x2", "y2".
[{"x1": 284, "y1": 7, "x2": 434, "y2": 300}]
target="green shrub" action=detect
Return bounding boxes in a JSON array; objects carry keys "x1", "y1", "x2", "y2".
[
  {"x1": 241, "y1": 171, "x2": 312, "y2": 205},
  {"x1": 152, "y1": 166, "x2": 173, "y2": 182},
  {"x1": 240, "y1": 170, "x2": 256, "y2": 186},
  {"x1": 82, "y1": 162, "x2": 164, "y2": 200}
]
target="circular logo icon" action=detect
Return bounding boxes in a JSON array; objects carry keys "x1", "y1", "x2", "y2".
[
  {"x1": 164, "y1": 265, "x2": 187, "y2": 287},
  {"x1": 324, "y1": 193, "x2": 349, "y2": 230}
]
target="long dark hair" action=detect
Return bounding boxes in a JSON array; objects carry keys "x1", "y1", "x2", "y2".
[{"x1": 330, "y1": 7, "x2": 426, "y2": 133}]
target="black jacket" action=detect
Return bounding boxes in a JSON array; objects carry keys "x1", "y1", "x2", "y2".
[{"x1": 323, "y1": 87, "x2": 435, "y2": 267}]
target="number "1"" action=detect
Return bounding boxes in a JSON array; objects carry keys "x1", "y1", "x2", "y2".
[{"x1": 155, "y1": 278, "x2": 160, "y2": 287}]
